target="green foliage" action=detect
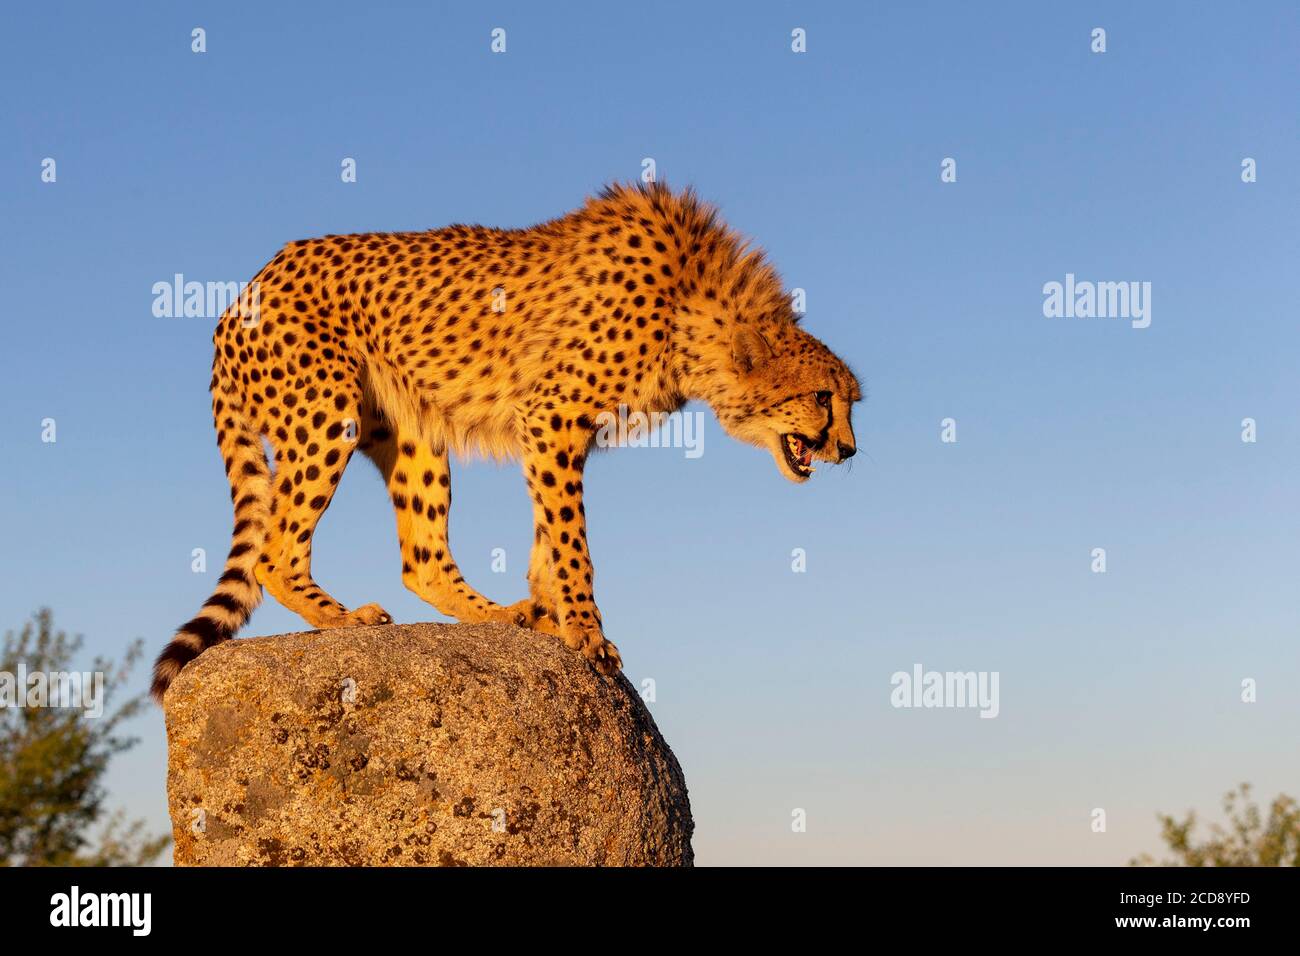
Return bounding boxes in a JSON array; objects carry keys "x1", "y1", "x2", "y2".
[
  {"x1": 1131, "y1": 783, "x2": 1300, "y2": 867},
  {"x1": 0, "y1": 609, "x2": 168, "y2": 866}
]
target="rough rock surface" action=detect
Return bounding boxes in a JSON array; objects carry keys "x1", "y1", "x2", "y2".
[{"x1": 163, "y1": 622, "x2": 693, "y2": 866}]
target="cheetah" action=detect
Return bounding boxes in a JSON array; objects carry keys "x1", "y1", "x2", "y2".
[{"x1": 151, "y1": 182, "x2": 862, "y2": 701}]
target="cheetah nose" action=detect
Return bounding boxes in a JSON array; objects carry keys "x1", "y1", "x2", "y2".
[{"x1": 837, "y1": 442, "x2": 857, "y2": 461}]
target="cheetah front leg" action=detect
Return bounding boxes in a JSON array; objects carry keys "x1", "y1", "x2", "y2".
[{"x1": 519, "y1": 413, "x2": 620, "y2": 674}]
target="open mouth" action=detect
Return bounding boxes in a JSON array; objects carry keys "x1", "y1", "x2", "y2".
[{"x1": 781, "y1": 433, "x2": 816, "y2": 478}]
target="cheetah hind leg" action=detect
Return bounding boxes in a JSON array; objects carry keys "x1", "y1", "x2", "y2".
[
  {"x1": 359, "y1": 415, "x2": 533, "y2": 629},
  {"x1": 258, "y1": 401, "x2": 392, "y2": 630},
  {"x1": 502, "y1": 525, "x2": 562, "y2": 636}
]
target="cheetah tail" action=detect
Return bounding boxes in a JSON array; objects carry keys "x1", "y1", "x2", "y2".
[{"x1": 151, "y1": 400, "x2": 270, "y2": 704}]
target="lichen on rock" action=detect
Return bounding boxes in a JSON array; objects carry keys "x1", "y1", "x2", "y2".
[{"x1": 164, "y1": 622, "x2": 693, "y2": 866}]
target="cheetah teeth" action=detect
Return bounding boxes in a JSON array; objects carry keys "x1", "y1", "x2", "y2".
[{"x1": 784, "y1": 434, "x2": 815, "y2": 474}]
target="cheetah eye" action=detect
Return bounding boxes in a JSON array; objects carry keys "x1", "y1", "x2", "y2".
[{"x1": 815, "y1": 390, "x2": 832, "y2": 408}]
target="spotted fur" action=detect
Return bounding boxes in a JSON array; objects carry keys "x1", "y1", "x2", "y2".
[{"x1": 151, "y1": 182, "x2": 861, "y2": 702}]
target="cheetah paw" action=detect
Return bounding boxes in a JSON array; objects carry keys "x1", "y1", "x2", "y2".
[
  {"x1": 504, "y1": 598, "x2": 562, "y2": 637},
  {"x1": 574, "y1": 631, "x2": 621, "y2": 676},
  {"x1": 592, "y1": 639, "x2": 626, "y2": 676},
  {"x1": 344, "y1": 603, "x2": 392, "y2": 626}
]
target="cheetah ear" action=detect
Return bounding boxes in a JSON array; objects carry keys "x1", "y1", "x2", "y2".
[{"x1": 732, "y1": 325, "x2": 774, "y2": 374}]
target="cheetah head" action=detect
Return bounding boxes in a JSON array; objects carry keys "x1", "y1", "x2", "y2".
[{"x1": 716, "y1": 324, "x2": 862, "y2": 484}]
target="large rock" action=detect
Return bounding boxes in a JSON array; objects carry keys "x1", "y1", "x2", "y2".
[{"x1": 163, "y1": 622, "x2": 693, "y2": 866}]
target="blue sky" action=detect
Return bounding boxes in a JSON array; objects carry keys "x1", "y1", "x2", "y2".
[{"x1": 2, "y1": 1, "x2": 1296, "y2": 865}]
